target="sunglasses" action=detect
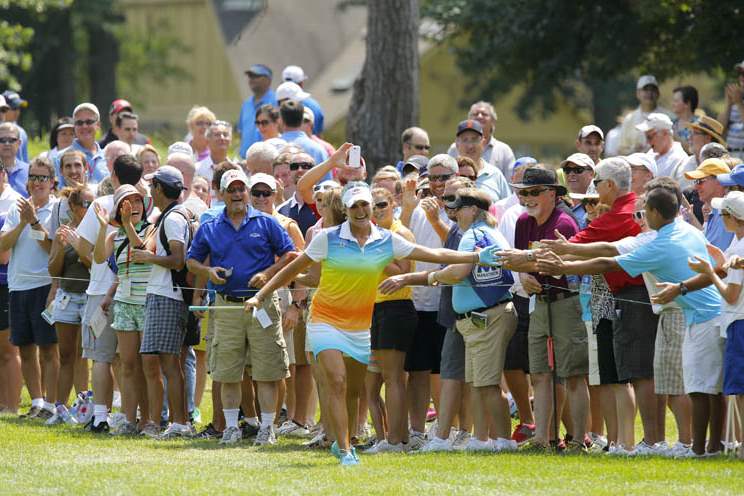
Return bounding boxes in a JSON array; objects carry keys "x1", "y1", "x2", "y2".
[
  {"x1": 460, "y1": 174, "x2": 477, "y2": 181},
  {"x1": 563, "y1": 166, "x2": 591, "y2": 175},
  {"x1": 593, "y1": 178, "x2": 605, "y2": 187},
  {"x1": 254, "y1": 119, "x2": 271, "y2": 126},
  {"x1": 0, "y1": 137, "x2": 18, "y2": 145},
  {"x1": 29, "y1": 174, "x2": 50, "y2": 183},
  {"x1": 411, "y1": 143, "x2": 431, "y2": 151},
  {"x1": 290, "y1": 162, "x2": 314, "y2": 171},
  {"x1": 373, "y1": 201, "x2": 389, "y2": 210},
  {"x1": 74, "y1": 119, "x2": 97, "y2": 127},
  {"x1": 251, "y1": 189, "x2": 273, "y2": 198},
  {"x1": 428, "y1": 173, "x2": 453, "y2": 183},
  {"x1": 442, "y1": 194, "x2": 456, "y2": 203},
  {"x1": 226, "y1": 185, "x2": 246, "y2": 194},
  {"x1": 313, "y1": 183, "x2": 335, "y2": 193},
  {"x1": 693, "y1": 176, "x2": 713, "y2": 185},
  {"x1": 633, "y1": 210, "x2": 646, "y2": 220},
  {"x1": 517, "y1": 188, "x2": 549, "y2": 197}
]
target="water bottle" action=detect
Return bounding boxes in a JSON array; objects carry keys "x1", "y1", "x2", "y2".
[
  {"x1": 566, "y1": 274, "x2": 580, "y2": 292},
  {"x1": 78, "y1": 391, "x2": 94, "y2": 424},
  {"x1": 56, "y1": 403, "x2": 76, "y2": 424}
]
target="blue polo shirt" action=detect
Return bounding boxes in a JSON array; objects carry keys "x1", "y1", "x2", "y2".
[
  {"x1": 188, "y1": 205, "x2": 294, "y2": 297},
  {"x1": 302, "y1": 96, "x2": 325, "y2": 135},
  {"x1": 7, "y1": 160, "x2": 29, "y2": 197},
  {"x1": 572, "y1": 203, "x2": 587, "y2": 229},
  {"x1": 476, "y1": 163, "x2": 511, "y2": 201},
  {"x1": 281, "y1": 130, "x2": 329, "y2": 165},
  {"x1": 278, "y1": 194, "x2": 318, "y2": 237},
  {"x1": 615, "y1": 220, "x2": 721, "y2": 325},
  {"x1": 16, "y1": 124, "x2": 28, "y2": 163},
  {"x1": 237, "y1": 89, "x2": 277, "y2": 159},
  {"x1": 53, "y1": 139, "x2": 109, "y2": 188},
  {"x1": 704, "y1": 209, "x2": 735, "y2": 251}
]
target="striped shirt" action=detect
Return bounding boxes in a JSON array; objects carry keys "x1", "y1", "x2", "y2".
[{"x1": 113, "y1": 223, "x2": 153, "y2": 305}]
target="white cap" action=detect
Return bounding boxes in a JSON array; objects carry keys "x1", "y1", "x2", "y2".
[
  {"x1": 167, "y1": 141, "x2": 194, "y2": 159},
  {"x1": 341, "y1": 182, "x2": 373, "y2": 208},
  {"x1": 635, "y1": 112, "x2": 673, "y2": 133},
  {"x1": 0, "y1": 95, "x2": 7, "y2": 110},
  {"x1": 577, "y1": 124, "x2": 604, "y2": 140},
  {"x1": 220, "y1": 169, "x2": 249, "y2": 192},
  {"x1": 248, "y1": 172, "x2": 277, "y2": 191},
  {"x1": 569, "y1": 182, "x2": 599, "y2": 200},
  {"x1": 626, "y1": 152, "x2": 658, "y2": 177},
  {"x1": 636, "y1": 75, "x2": 659, "y2": 90},
  {"x1": 712, "y1": 191, "x2": 744, "y2": 220},
  {"x1": 282, "y1": 65, "x2": 308, "y2": 84},
  {"x1": 276, "y1": 81, "x2": 310, "y2": 102},
  {"x1": 72, "y1": 102, "x2": 100, "y2": 120},
  {"x1": 303, "y1": 106, "x2": 315, "y2": 124},
  {"x1": 560, "y1": 153, "x2": 595, "y2": 170}
]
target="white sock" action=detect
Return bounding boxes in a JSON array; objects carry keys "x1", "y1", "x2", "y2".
[
  {"x1": 245, "y1": 416, "x2": 259, "y2": 428},
  {"x1": 43, "y1": 401, "x2": 56, "y2": 413},
  {"x1": 224, "y1": 408, "x2": 239, "y2": 429},
  {"x1": 260, "y1": 412, "x2": 275, "y2": 428},
  {"x1": 93, "y1": 404, "x2": 108, "y2": 426},
  {"x1": 31, "y1": 397, "x2": 44, "y2": 409}
]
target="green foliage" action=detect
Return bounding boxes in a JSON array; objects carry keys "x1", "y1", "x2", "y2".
[{"x1": 424, "y1": 0, "x2": 744, "y2": 126}]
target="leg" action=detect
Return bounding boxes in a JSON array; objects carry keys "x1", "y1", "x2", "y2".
[
  {"x1": 74, "y1": 356, "x2": 89, "y2": 394},
  {"x1": 588, "y1": 384, "x2": 604, "y2": 436},
  {"x1": 668, "y1": 394, "x2": 692, "y2": 444},
  {"x1": 318, "y1": 350, "x2": 350, "y2": 450},
  {"x1": 505, "y1": 369, "x2": 535, "y2": 425},
  {"x1": 241, "y1": 374, "x2": 257, "y2": 418},
  {"x1": 117, "y1": 332, "x2": 142, "y2": 423},
  {"x1": 531, "y1": 372, "x2": 553, "y2": 445},
  {"x1": 161, "y1": 353, "x2": 187, "y2": 425},
  {"x1": 255, "y1": 380, "x2": 278, "y2": 422},
  {"x1": 19, "y1": 344, "x2": 43, "y2": 400},
  {"x1": 285, "y1": 365, "x2": 296, "y2": 421},
  {"x1": 689, "y1": 392, "x2": 710, "y2": 455},
  {"x1": 656, "y1": 394, "x2": 667, "y2": 443},
  {"x1": 293, "y1": 364, "x2": 313, "y2": 425},
  {"x1": 459, "y1": 383, "x2": 473, "y2": 432},
  {"x1": 194, "y1": 350, "x2": 207, "y2": 409},
  {"x1": 380, "y1": 349, "x2": 408, "y2": 444},
  {"x1": 182, "y1": 347, "x2": 196, "y2": 420},
  {"x1": 0, "y1": 330, "x2": 22, "y2": 412},
  {"x1": 737, "y1": 396, "x2": 744, "y2": 460},
  {"x1": 275, "y1": 378, "x2": 287, "y2": 423},
  {"x1": 92, "y1": 361, "x2": 114, "y2": 409},
  {"x1": 613, "y1": 383, "x2": 636, "y2": 448},
  {"x1": 407, "y1": 371, "x2": 430, "y2": 434},
  {"x1": 365, "y1": 369, "x2": 386, "y2": 441},
  {"x1": 599, "y1": 384, "x2": 618, "y2": 444},
  {"x1": 430, "y1": 373, "x2": 441, "y2": 413},
  {"x1": 211, "y1": 381, "x2": 225, "y2": 431},
  {"x1": 220, "y1": 380, "x2": 242, "y2": 428},
  {"x1": 566, "y1": 375, "x2": 589, "y2": 443},
  {"x1": 470, "y1": 384, "x2": 488, "y2": 441},
  {"x1": 632, "y1": 377, "x2": 659, "y2": 444},
  {"x1": 345, "y1": 357, "x2": 367, "y2": 438},
  {"x1": 38, "y1": 344, "x2": 60, "y2": 404},
  {"x1": 707, "y1": 393, "x2": 725, "y2": 453},
  {"x1": 55, "y1": 323, "x2": 79, "y2": 405},
  {"x1": 141, "y1": 354, "x2": 164, "y2": 423}
]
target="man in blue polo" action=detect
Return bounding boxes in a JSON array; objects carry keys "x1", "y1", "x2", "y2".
[
  {"x1": 52, "y1": 103, "x2": 109, "y2": 187},
  {"x1": 187, "y1": 169, "x2": 295, "y2": 446},
  {"x1": 237, "y1": 64, "x2": 277, "y2": 159},
  {"x1": 0, "y1": 122, "x2": 28, "y2": 197}
]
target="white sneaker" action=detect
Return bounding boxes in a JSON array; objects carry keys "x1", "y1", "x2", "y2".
[
  {"x1": 407, "y1": 430, "x2": 427, "y2": 451},
  {"x1": 425, "y1": 419, "x2": 438, "y2": 439},
  {"x1": 606, "y1": 443, "x2": 632, "y2": 456},
  {"x1": 588, "y1": 432, "x2": 608, "y2": 450},
  {"x1": 463, "y1": 437, "x2": 493, "y2": 452},
  {"x1": 277, "y1": 420, "x2": 311, "y2": 438},
  {"x1": 419, "y1": 436, "x2": 454, "y2": 453},
  {"x1": 219, "y1": 426, "x2": 242, "y2": 445},
  {"x1": 109, "y1": 412, "x2": 127, "y2": 431},
  {"x1": 629, "y1": 440, "x2": 657, "y2": 456},
  {"x1": 363, "y1": 439, "x2": 406, "y2": 454},
  {"x1": 159, "y1": 423, "x2": 193, "y2": 439},
  {"x1": 492, "y1": 437, "x2": 518, "y2": 453},
  {"x1": 452, "y1": 429, "x2": 471, "y2": 449},
  {"x1": 660, "y1": 441, "x2": 691, "y2": 458},
  {"x1": 254, "y1": 425, "x2": 277, "y2": 445},
  {"x1": 112, "y1": 391, "x2": 122, "y2": 409}
]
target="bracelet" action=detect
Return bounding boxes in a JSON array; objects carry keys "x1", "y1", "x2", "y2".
[
  {"x1": 427, "y1": 271, "x2": 440, "y2": 287},
  {"x1": 472, "y1": 252, "x2": 479, "y2": 264},
  {"x1": 30, "y1": 219, "x2": 39, "y2": 227}
]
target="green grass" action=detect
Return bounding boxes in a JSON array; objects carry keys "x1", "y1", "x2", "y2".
[{"x1": 1, "y1": 405, "x2": 742, "y2": 495}]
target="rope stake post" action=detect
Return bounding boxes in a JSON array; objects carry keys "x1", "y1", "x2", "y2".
[{"x1": 544, "y1": 284, "x2": 560, "y2": 448}]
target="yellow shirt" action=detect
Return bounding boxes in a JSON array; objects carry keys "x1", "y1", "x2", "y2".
[{"x1": 375, "y1": 218, "x2": 414, "y2": 303}]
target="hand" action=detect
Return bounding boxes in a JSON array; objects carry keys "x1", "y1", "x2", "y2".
[
  {"x1": 207, "y1": 267, "x2": 227, "y2": 285},
  {"x1": 688, "y1": 255, "x2": 713, "y2": 275},
  {"x1": 706, "y1": 244, "x2": 726, "y2": 270},
  {"x1": 378, "y1": 274, "x2": 407, "y2": 295},
  {"x1": 101, "y1": 294, "x2": 113, "y2": 315},
  {"x1": 494, "y1": 249, "x2": 535, "y2": 271},
  {"x1": 131, "y1": 248, "x2": 153, "y2": 264},
  {"x1": 538, "y1": 230, "x2": 571, "y2": 255},
  {"x1": 520, "y1": 273, "x2": 543, "y2": 294},
  {"x1": 18, "y1": 198, "x2": 37, "y2": 226},
  {"x1": 243, "y1": 296, "x2": 260, "y2": 313},
  {"x1": 420, "y1": 197, "x2": 440, "y2": 222},
  {"x1": 249, "y1": 271, "x2": 268, "y2": 288},
  {"x1": 282, "y1": 304, "x2": 300, "y2": 331},
  {"x1": 651, "y1": 282, "x2": 680, "y2": 305},
  {"x1": 94, "y1": 203, "x2": 109, "y2": 227},
  {"x1": 727, "y1": 255, "x2": 744, "y2": 270},
  {"x1": 275, "y1": 180, "x2": 285, "y2": 204},
  {"x1": 726, "y1": 83, "x2": 743, "y2": 105},
  {"x1": 478, "y1": 245, "x2": 503, "y2": 266},
  {"x1": 536, "y1": 251, "x2": 566, "y2": 276},
  {"x1": 120, "y1": 199, "x2": 133, "y2": 225},
  {"x1": 401, "y1": 178, "x2": 418, "y2": 211},
  {"x1": 702, "y1": 202, "x2": 712, "y2": 222}
]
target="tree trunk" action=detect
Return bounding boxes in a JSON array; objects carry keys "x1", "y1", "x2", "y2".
[
  {"x1": 348, "y1": 0, "x2": 419, "y2": 172},
  {"x1": 87, "y1": 19, "x2": 119, "y2": 120}
]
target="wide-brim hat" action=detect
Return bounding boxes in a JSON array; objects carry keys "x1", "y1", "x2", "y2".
[
  {"x1": 685, "y1": 115, "x2": 727, "y2": 146},
  {"x1": 510, "y1": 167, "x2": 567, "y2": 196}
]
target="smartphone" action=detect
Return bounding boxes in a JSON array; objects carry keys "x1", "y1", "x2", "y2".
[
  {"x1": 470, "y1": 311, "x2": 488, "y2": 329},
  {"x1": 348, "y1": 145, "x2": 361, "y2": 168}
]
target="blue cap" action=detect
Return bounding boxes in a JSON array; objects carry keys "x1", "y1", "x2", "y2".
[
  {"x1": 245, "y1": 64, "x2": 272, "y2": 78},
  {"x1": 2, "y1": 90, "x2": 27, "y2": 109},
  {"x1": 144, "y1": 165, "x2": 185, "y2": 190},
  {"x1": 456, "y1": 119, "x2": 483, "y2": 137},
  {"x1": 513, "y1": 156, "x2": 538, "y2": 170},
  {"x1": 717, "y1": 163, "x2": 744, "y2": 187}
]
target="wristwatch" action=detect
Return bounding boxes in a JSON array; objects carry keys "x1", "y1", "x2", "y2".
[
  {"x1": 526, "y1": 250, "x2": 535, "y2": 262},
  {"x1": 427, "y1": 271, "x2": 440, "y2": 287},
  {"x1": 678, "y1": 282, "x2": 689, "y2": 295}
]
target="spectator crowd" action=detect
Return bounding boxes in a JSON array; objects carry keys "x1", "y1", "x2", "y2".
[{"x1": 1, "y1": 61, "x2": 744, "y2": 467}]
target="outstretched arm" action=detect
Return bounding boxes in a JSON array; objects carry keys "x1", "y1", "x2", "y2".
[{"x1": 244, "y1": 253, "x2": 314, "y2": 310}]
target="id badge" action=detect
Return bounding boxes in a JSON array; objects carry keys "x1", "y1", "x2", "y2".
[
  {"x1": 470, "y1": 311, "x2": 488, "y2": 329},
  {"x1": 58, "y1": 294, "x2": 71, "y2": 310},
  {"x1": 253, "y1": 307, "x2": 272, "y2": 329},
  {"x1": 529, "y1": 295, "x2": 536, "y2": 314},
  {"x1": 29, "y1": 229, "x2": 45, "y2": 241},
  {"x1": 120, "y1": 279, "x2": 132, "y2": 298}
]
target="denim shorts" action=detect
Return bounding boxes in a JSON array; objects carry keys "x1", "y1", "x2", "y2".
[{"x1": 51, "y1": 288, "x2": 87, "y2": 325}]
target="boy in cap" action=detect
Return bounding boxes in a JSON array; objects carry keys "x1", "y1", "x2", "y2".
[{"x1": 1, "y1": 91, "x2": 28, "y2": 163}]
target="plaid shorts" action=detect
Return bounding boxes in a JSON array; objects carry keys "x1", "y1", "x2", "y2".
[
  {"x1": 141, "y1": 294, "x2": 187, "y2": 354},
  {"x1": 653, "y1": 308, "x2": 686, "y2": 395}
]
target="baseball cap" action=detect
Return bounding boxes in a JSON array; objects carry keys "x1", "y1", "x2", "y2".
[
  {"x1": 711, "y1": 191, "x2": 744, "y2": 220},
  {"x1": 625, "y1": 152, "x2": 658, "y2": 177},
  {"x1": 735, "y1": 60, "x2": 744, "y2": 73},
  {"x1": 109, "y1": 98, "x2": 133, "y2": 115},
  {"x1": 249, "y1": 172, "x2": 277, "y2": 191},
  {"x1": 716, "y1": 163, "x2": 744, "y2": 187},
  {"x1": 282, "y1": 65, "x2": 308, "y2": 84},
  {"x1": 245, "y1": 64, "x2": 272, "y2": 78},
  {"x1": 635, "y1": 113, "x2": 673, "y2": 133},
  {"x1": 402, "y1": 155, "x2": 429, "y2": 174},
  {"x1": 0, "y1": 95, "x2": 8, "y2": 110},
  {"x1": 684, "y1": 157, "x2": 731, "y2": 180},
  {"x1": 512, "y1": 156, "x2": 538, "y2": 171},
  {"x1": 560, "y1": 153, "x2": 595, "y2": 170},
  {"x1": 2, "y1": 91, "x2": 27, "y2": 110},
  {"x1": 72, "y1": 102, "x2": 100, "y2": 120},
  {"x1": 569, "y1": 182, "x2": 599, "y2": 201},
  {"x1": 167, "y1": 141, "x2": 194, "y2": 159},
  {"x1": 220, "y1": 169, "x2": 250, "y2": 192},
  {"x1": 276, "y1": 81, "x2": 310, "y2": 102},
  {"x1": 577, "y1": 124, "x2": 604, "y2": 141},
  {"x1": 456, "y1": 119, "x2": 483, "y2": 137},
  {"x1": 303, "y1": 107, "x2": 315, "y2": 124},
  {"x1": 636, "y1": 75, "x2": 659, "y2": 90},
  {"x1": 342, "y1": 182, "x2": 373, "y2": 207},
  {"x1": 144, "y1": 165, "x2": 185, "y2": 190}
]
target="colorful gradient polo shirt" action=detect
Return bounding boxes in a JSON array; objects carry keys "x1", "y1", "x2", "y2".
[{"x1": 305, "y1": 221, "x2": 416, "y2": 331}]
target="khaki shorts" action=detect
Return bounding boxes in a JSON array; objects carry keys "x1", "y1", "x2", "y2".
[
  {"x1": 456, "y1": 302, "x2": 517, "y2": 387},
  {"x1": 528, "y1": 295, "x2": 588, "y2": 379},
  {"x1": 211, "y1": 293, "x2": 289, "y2": 383}
]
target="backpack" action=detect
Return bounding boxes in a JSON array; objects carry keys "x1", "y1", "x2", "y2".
[{"x1": 467, "y1": 227, "x2": 513, "y2": 307}]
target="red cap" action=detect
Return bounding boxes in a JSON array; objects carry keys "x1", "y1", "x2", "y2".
[{"x1": 109, "y1": 99, "x2": 133, "y2": 115}]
